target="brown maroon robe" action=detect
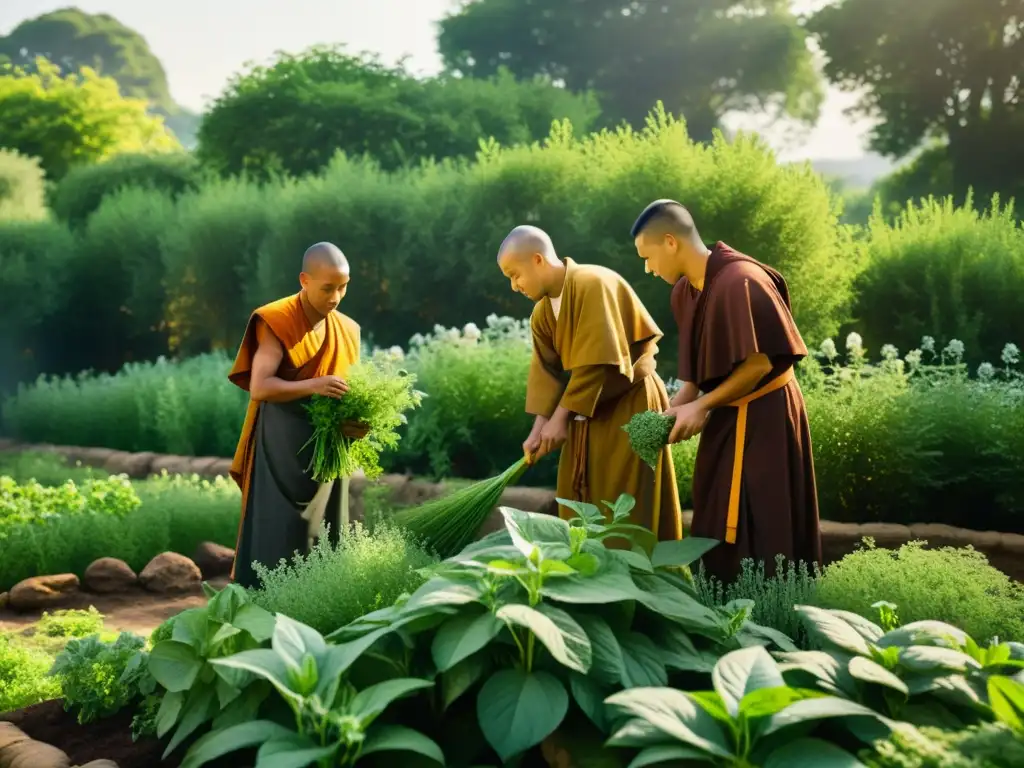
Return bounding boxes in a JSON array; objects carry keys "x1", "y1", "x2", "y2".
[{"x1": 672, "y1": 242, "x2": 822, "y2": 585}]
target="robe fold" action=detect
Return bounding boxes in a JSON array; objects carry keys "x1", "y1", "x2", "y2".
[
  {"x1": 227, "y1": 293, "x2": 360, "y2": 587},
  {"x1": 527, "y1": 258, "x2": 683, "y2": 544},
  {"x1": 672, "y1": 242, "x2": 821, "y2": 584}
]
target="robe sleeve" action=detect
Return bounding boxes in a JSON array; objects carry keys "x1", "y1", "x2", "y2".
[
  {"x1": 525, "y1": 304, "x2": 566, "y2": 418},
  {"x1": 670, "y1": 278, "x2": 696, "y2": 384},
  {"x1": 558, "y1": 365, "x2": 608, "y2": 418},
  {"x1": 703, "y1": 265, "x2": 807, "y2": 383}
]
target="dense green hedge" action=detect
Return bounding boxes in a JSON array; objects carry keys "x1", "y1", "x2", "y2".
[
  {"x1": 0, "y1": 148, "x2": 46, "y2": 221},
  {"x1": 4, "y1": 319, "x2": 1022, "y2": 533}
]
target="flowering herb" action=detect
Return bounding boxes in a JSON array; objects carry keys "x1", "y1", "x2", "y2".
[
  {"x1": 622, "y1": 409, "x2": 674, "y2": 469},
  {"x1": 303, "y1": 353, "x2": 424, "y2": 482}
]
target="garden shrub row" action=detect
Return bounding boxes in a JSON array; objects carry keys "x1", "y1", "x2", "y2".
[{"x1": 4, "y1": 316, "x2": 1023, "y2": 533}]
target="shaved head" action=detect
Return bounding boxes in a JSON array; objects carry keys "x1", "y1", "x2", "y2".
[
  {"x1": 302, "y1": 241, "x2": 349, "y2": 275},
  {"x1": 496, "y1": 225, "x2": 564, "y2": 301},
  {"x1": 497, "y1": 225, "x2": 558, "y2": 264},
  {"x1": 630, "y1": 199, "x2": 701, "y2": 244}
]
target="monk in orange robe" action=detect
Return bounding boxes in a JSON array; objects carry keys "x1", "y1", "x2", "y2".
[
  {"x1": 631, "y1": 200, "x2": 822, "y2": 584},
  {"x1": 227, "y1": 242, "x2": 361, "y2": 588},
  {"x1": 497, "y1": 225, "x2": 683, "y2": 544}
]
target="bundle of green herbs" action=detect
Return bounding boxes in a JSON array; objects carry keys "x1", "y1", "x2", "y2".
[
  {"x1": 393, "y1": 456, "x2": 529, "y2": 557},
  {"x1": 622, "y1": 409, "x2": 675, "y2": 469},
  {"x1": 303, "y1": 354, "x2": 423, "y2": 482}
]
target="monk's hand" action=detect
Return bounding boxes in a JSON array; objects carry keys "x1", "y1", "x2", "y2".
[
  {"x1": 667, "y1": 401, "x2": 709, "y2": 443},
  {"x1": 523, "y1": 432, "x2": 542, "y2": 464},
  {"x1": 312, "y1": 375, "x2": 349, "y2": 398},
  {"x1": 537, "y1": 412, "x2": 569, "y2": 459}
]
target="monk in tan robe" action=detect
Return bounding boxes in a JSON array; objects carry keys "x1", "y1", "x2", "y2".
[
  {"x1": 630, "y1": 200, "x2": 821, "y2": 584},
  {"x1": 497, "y1": 225, "x2": 683, "y2": 544},
  {"x1": 227, "y1": 242, "x2": 361, "y2": 587}
]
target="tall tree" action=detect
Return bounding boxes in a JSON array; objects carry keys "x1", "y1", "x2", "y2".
[
  {"x1": 197, "y1": 46, "x2": 601, "y2": 178},
  {"x1": 808, "y1": 0, "x2": 1024, "y2": 206},
  {"x1": 437, "y1": 0, "x2": 823, "y2": 141}
]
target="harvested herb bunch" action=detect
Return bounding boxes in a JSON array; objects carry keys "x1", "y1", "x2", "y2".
[
  {"x1": 303, "y1": 354, "x2": 423, "y2": 482},
  {"x1": 622, "y1": 409, "x2": 675, "y2": 469},
  {"x1": 394, "y1": 457, "x2": 529, "y2": 558}
]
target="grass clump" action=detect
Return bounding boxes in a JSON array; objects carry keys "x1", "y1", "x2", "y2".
[
  {"x1": 622, "y1": 409, "x2": 674, "y2": 469},
  {"x1": 250, "y1": 521, "x2": 436, "y2": 636},
  {"x1": 815, "y1": 539, "x2": 1024, "y2": 643},
  {"x1": 36, "y1": 607, "x2": 105, "y2": 639}
]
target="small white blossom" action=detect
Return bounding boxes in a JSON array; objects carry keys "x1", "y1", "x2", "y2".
[
  {"x1": 444, "y1": 328, "x2": 461, "y2": 343},
  {"x1": 845, "y1": 332, "x2": 863, "y2": 351},
  {"x1": 462, "y1": 322, "x2": 481, "y2": 341},
  {"x1": 921, "y1": 336, "x2": 935, "y2": 353},
  {"x1": 944, "y1": 339, "x2": 965, "y2": 361},
  {"x1": 819, "y1": 339, "x2": 837, "y2": 360},
  {"x1": 409, "y1": 333, "x2": 425, "y2": 347},
  {"x1": 387, "y1": 346, "x2": 405, "y2": 361},
  {"x1": 433, "y1": 324, "x2": 446, "y2": 335},
  {"x1": 880, "y1": 344, "x2": 899, "y2": 361},
  {"x1": 977, "y1": 362, "x2": 995, "y2": 380},
  {"x1": 905, "y1": 349, "x2": 922, "y2": 368},
  {"x1": 1001, "y1": 343, "x2": 1020, "y2": 367}
]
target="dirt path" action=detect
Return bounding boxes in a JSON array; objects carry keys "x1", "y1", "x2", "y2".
[{"x1": 0, "y1": 577, "x2": 231, "y2": 637}]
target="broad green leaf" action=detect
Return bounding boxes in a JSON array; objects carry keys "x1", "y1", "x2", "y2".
[
  {"x1": 351, "y1": 678, "x2": 435, "y2": 723},
  {"x1": 761, "y1": 696, "x2": 892, "y2": 738},
  {"x1": 171, "y1": 607, "x2": 208, "y2": 650},
  {"x1": 626, "y1": 744, "x2": 708, "y2": 767},
  {"x1": 557, "y1": 497, "x2": 604, "y2": 524},
  {"x1": 620, "y1": 633, "x2": 669, "y2": 688},
  {"x1": 148, "y1": 641, "x2": 202, "y2": 692},
  {"x1": 541, "y1": 559, "x2": 578, "y2": 577},
  {"x1": 442, "y1": 653, "x2": 487, "y2": 710},
  {"x1": 407, "y1": 576, "x2": 486, "y2": 610},
  {"x1": 848, "y1": 655, "x2": 909, "y2": 696},
  {"x1": 214, "y1": 673, "x2": 241, "y2": 709},
  {"x1": 605, "y1": 718, "x2": 667, "y2": 748},
  {"x1": 569, "y1": 672, "x2": 612, "y2": 732},
  {"x1": 432, "y1": 610, "x2": 504, "y2": 672},
  {"x1": 898, "y1": 646, "x2": 980, "y2": 674},
  {"x1": 501, "y1": 506, "x2": 572, "y2": 556},
  {"x1": 477, "y1": 669, "x2": 568, "y2": 762},
  {"x1": 207, "y1": 584, "x2": 248, "y2": 624},
  {"x1": 566, "y1": 552, "x2": 601, "y2": 576},
  {"x1": 212, "y1": 684, "x2": 268, "y2": 731},
  {"x1": 212, "y1": 649, "x2": 295, "y2": 700},
  {"x1": 271, "y1": 614, "x2": 326, "y2": 668},
  {"x1": 612, "y1": 548, "x2": 654, "y2": 573},
  {"x1": 631, "y1": 574, "x2": 723, "y2": 636},
  {"x1": 650, "y1": 538, "x2": 719, "y2": 570},
  {"x1": 760, "y1": 737, "x2": 865, "y2": 767},
  {"x1": 988, "y1": 675, "x2": 1024, "y2": 731},
  {"x1": 795, "y1": 605, "x2": 872, "y2": 657},
  {"x1": 823, "y1": 610, "x2": 883, "y2": 644},
  {"x1": 605, "y1": 687, "x2": 732, "y2": 758},
  {"x1": 738, "y1": 687, "x2": 822, "y2": 720},
  {"x1": 655, "y1": 624, "x2": 716, "y2": 674},
  {"x1": 361, "y1": 724, "x2": 446, "y2": 763},
  {"x1": 738, "y1": 621, "x2": 799, "y2": 652},
  {"x1": 232, "y1": 603, "x2": 275, "y2": 642},
  {"x1": 878, "y1": 621, "x2": 969, "y2": 649},
  {"x1": 179, "y1": 720, "x2": 293, "y2": 768},
  {"x1": 574, "y1": 613, "x2": 625, "y2": 685},
  {"x1": 257, "y1": 734, "x2": 336, "y2": 768},
  {"x1": 209, "y1": 623, "x2": 241, "y2": 648},
  {"x1": 155, "y1": 689, "x2": 183, "y2": 738},
  {"x1": 496, "y1": 603, "x2": 592, "y2": 673},
  {"x1": 541, "y1": 565, "x2": 645, "y2": 605},
  {"x1": 712, "y1": 646, "x2": 786, "y2": 717},
  {"x1": 163, "y1": 685, "x2": 216, "y2": 758},
  {"x1": 688, "y1": 691, "x2": 733, "y2": 724},
  {"x1": 603, "y1": 493, "x2": 636, "y2": 522}
]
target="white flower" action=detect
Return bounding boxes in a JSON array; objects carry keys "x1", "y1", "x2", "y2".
[
  {"x1": 444, "y1": 328, "x2": 461, "y2": 343},
  {"x1": 387, "y1": 346, "x2": 405, "y2": 361},
  {"x1": 880, "y1": 344, "x2": 899, "y2": 361},
  {"x1": 921, "y1": 336, "x2": 935, "y2": 353},
  {"x1": 905, "y1": 349, "x2": 922, "y2": 368},
  {"x1": 819, "y1": 339, "x2": 837, "y2": 360},
  {"x1": 944, "y1": 339, "x2": 965, "y2": 361},
  {"x1": 486, "y1": 313, "x2": 500, "y2": 327},
  {"x1": 1002, "y1": 343, "x2": 1020, "y2": 367},
  {"x1": 433, "y1": 324, "x2": 446, "y2": 336},
  {"x1": 977, "y1": 362, "x2": 995, "y2": 380},
  {"x1": 462, "y1": 322, "x2": 481, "y2": 341},
  {"x1": 845, "y1": 332, "x2": 863, "y2": 351},
  {"x1": 409, "y1": 333, "x2": 425, "y2": 347}
]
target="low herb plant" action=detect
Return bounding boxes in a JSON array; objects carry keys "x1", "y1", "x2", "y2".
[
  {"x1": 36, "y1": 606, "x2": 105, "y2": 638},
  {"x1": 0, "y1": 632, "x2": 60, "y2": 713},
  {"x1": 862, "y1": 721, "x2": 1024, "y2": 768},
  {"x1": 251, "y1": 520, "x2": 436, "y2": 636}
]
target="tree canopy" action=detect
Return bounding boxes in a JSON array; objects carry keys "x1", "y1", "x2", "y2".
[
  {"x1": 196, "y1": 45, "x2": 602, "y2": 178},
  {"x1": 808, "y1": 0, "x2": 1024, "y2": 205},
  {"x1": 0, "y1": 58, "x2": 180, "y2": 180},
  {"x1": 437, "y1": 0, "x2": 823, "y2": 141}
]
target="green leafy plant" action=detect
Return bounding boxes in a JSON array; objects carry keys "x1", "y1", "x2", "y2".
[
  {"x1": 861, "y1": 721, "x2": 1024, "y2": 768},
  {"x1": 604, "y1": 645, "x2": 892, "y2": 766},
  {"x1": 0, "y1": 632, "x2": 60, "y2": 712},
  {"x1": 146, "y1": 583, "x2": 276, "y2": 757},
  {"x1": 304, "y1": 353, "x2": 423, "y2": 481},
  {"x1": 49, "y1": 631, "x2": 154, "y2": 724},
  {"x1": 179, "y1": 614, "x2": 444, "y2": 767},
  {"x1": 622, "y1": 410, "x2": 674, "y2": 469},
  {"x1": 36, "y1": 606, "x2": 106, "y2": 638}
]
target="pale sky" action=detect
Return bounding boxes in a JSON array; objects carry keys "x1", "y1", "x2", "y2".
[{"x1": 2, "y1": 0, "x2": 875, "y2": 161}]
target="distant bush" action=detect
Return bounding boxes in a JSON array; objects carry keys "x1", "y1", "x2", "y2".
[
  {"x1": 50, "y1": 151, "x2": 201, "y2": 228},
  {"x1": 0, "y1": 148, "x2": 46, "y2": 221}
]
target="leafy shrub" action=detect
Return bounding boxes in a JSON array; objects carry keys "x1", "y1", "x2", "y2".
[
  {"x1": 250, "y1": 521, "x2": 436, "y2": 636},
  {"x1": 49, "y1": 151, "x2": 201, "y2": 228},
  {"x1": 0, "y1": 632, "x2": 60, "y2": 713},
  {"x1": 862, "y1": 722, "x2": 1024, "y2": 767},
  {"x1": 36, "y1": 607, "x2": 105, "y2": 638},
  {"x1": 49, "y1": 631, "x2": 150, "y2": 724},
  {"x1": 0, "y1": 450, "x2": 106, "y2": 486},
  {"x1": 853, "y1": 196, "x2": 1024, "y2": 367},
  {"x1": 0, "y1": 148, "x2": 46, "y2": 221},
  {"x1": 0, "y1": 473, "x2": 140, "y2": 529},
  {"x1": 815, "y1": 540, "x2": 1024, "y2": 643}
]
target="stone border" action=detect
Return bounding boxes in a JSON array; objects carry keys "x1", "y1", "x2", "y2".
[{"x1": 2, "y1": 439, "x2": 1023, "y2": 582}]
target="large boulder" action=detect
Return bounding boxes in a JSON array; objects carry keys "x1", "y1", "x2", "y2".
[
  {"x1": 192, "y1": 542, "x2": 234, "y2": 579},
  {"x1": 7, "y1": 575, "x2": 79, "y2": 611},
  {"x1": 83, "y1": 558, "x2": 137, "y2": 593},
  {"x1": 0, "y1": 722, "x2": 71, "y2": 768},
  {"x1": 138, "y1": 553, "x2": 202, "y2": 594}
]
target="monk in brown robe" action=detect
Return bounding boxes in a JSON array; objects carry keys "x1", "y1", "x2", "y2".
[
  {"x1": 630, "y1": 200, "x2": 821, "y2": 584},
  {"x1": 497, "y1": 225, "x2": 683, "y2": 544},
  {"x1": 227, "y1": 242, "x2": 361, "y2": 588}
]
